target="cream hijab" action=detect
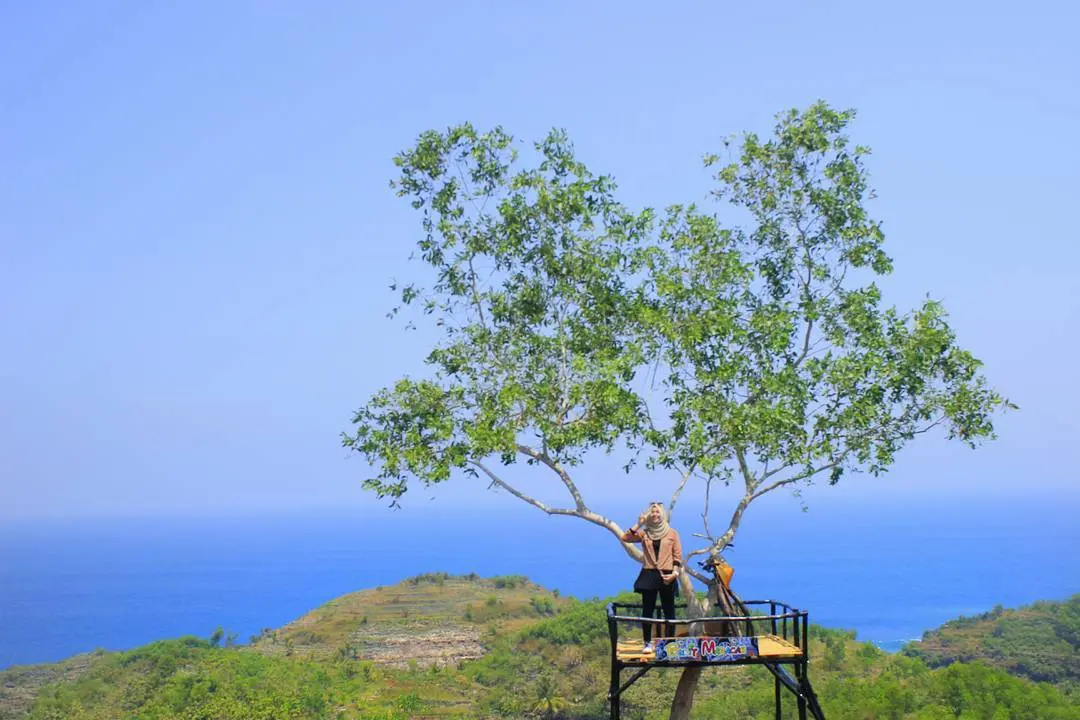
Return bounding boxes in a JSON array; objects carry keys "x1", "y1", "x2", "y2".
[{"x1": 641, "y1": 502, "x2": 671, "y2": 541}]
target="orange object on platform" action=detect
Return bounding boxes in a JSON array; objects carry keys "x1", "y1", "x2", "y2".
[{"x1": 715, "y1": 557, "x2": 734, "y2": 588}]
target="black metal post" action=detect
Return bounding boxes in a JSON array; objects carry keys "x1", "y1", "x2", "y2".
[
  {"x1": 796, "y1": 661, "x2": 808, "y2": 720},
  {"x1": 607, "y1": 604, "x2": 621, "y2": 720},
  {"x1": 610, "y1": 663, "x2": 620, "y2": 720}
]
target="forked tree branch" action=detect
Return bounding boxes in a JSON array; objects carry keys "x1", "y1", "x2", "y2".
[
  {"x1": 516, "y1": 444, "x2": 587, "y2": 511},
  {"x1": 686, "y1": 489, "x2": 754, "y2": 565},
  {"x1": 695, "y1": 455, "x2": 848, "y2": 562},
  {"x1": 735, "y1": 447, "x2": 755, "y2": 492},
  {"x1": 750, "y1": 461, "x2": 839, "y2": 501},
  {"x1": 470, "y1": 458, "x2": 644, "y2": 563},
  {"x1": 698, "y1": 414, "x2": 952, "y2": 567}
]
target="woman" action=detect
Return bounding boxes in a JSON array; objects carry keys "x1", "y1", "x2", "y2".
[{"x1": 621, "y1": 501, "x2": 684, "y2": 650}]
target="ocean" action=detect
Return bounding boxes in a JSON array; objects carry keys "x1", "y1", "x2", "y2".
[{"x1": 1, "y1": 491, "x2": 1078, "y2": 670}]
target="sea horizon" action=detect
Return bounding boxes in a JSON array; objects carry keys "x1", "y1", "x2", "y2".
[{"x1": 2, "y1": 491, "x2": 1078, "y2": 670}]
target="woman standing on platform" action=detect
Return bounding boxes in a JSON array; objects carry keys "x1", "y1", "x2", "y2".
[{"x1": 621, "y1": 501, "x2": 684, "y2": 650}]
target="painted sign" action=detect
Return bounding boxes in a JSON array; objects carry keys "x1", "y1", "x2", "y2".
[{"x1": 654, "y1": 636, "x2": 758, "y2": 663}]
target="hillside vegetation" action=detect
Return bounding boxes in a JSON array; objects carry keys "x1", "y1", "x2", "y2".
[
  {"x1": 903, "y1": 594, "x2": 1080, "y2": 697},
  {"x1": 2, "y1": 574, "x2": 1077, "y2": 719}
]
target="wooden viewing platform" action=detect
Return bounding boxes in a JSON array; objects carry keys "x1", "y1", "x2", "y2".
[
  {"x1": 606, "y1": 600, "x2": 826, "y2": 720},
  {"x1": 614, "y1": 633, "x2": 803, "y2": 663}
]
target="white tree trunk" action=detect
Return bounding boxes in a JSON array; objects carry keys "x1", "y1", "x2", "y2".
[
  {"x1": 665, "y1": 577, "x2": 715, "y2": 720},
  {"x1": 669, "y1": 666, "x2": 703, "y2": 720}
]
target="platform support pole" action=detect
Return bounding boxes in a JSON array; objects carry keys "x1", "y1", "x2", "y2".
[
  {"x1": 796, "y1": 661, "x2": 808, "y2": 720},
  {"x1": 775, "y1": 672, "x2": 782, "y2": 720},
  {"x1": 609, "y1": 665, "x2": 620, "y2": 720}
]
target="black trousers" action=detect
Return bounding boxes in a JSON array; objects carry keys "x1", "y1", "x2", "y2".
[{"x1": 641, "y1": 583, "x2": 677, "y2": 643}]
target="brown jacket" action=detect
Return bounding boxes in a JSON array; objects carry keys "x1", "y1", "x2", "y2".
[{"x1": 620, "y1": 527, "x2": 684, "y2": 573}]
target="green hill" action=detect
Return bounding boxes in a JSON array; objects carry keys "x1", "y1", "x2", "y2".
[
  {"x1": 903, "y1": 594, "x2": 1080, "y2": 696},
  {"x1": 2, "y1": 574, "x2": 1077, "y2": 719}
]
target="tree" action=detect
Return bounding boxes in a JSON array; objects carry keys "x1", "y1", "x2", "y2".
[
  {"x1": 532, "y1": 670, "x2": 572, "y2": 719},
  {"x1": 342, "y1": 101, "x2": 1013, "y2": 719}
]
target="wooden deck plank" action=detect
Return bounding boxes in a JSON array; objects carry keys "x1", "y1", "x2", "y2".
[{"x1": 757, "y1": 634, "x2": 801, "y2": 657}]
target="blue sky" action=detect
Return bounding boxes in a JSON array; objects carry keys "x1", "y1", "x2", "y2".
[{"x1": 2, "y1": 0, "x2": 1077, "y2": 521}]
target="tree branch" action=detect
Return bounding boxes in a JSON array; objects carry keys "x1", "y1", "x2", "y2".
[
  {"x1": 470, "y1": 459, "x2": 644, "y2": 564},
  {"x1": 735, "y1": 447, "x2": 755, "y2": 492},
  {"x1": 792, "y1": 226, "x2": 816, "y2": 369},
  {"x1": 689, "y1": 489, "x2": 755, "y2": 567},
  {"x1": 470, "y1": 460, "x2": 578, "y2": 517},
  {"x1": 700, "y1": 476, "x2": 714, "y2": 542},
  {"x1": 684, "y1": 566, "x2": 708, "y2": 586},
  {"x1": 466, "y1": 255, "x2": 488, "y2": 331},
  {"x1": 554, "y1": 302, "x2": 570, "y2": 425},
  {"x1": 694, "y1": 391, "x2": 952, "y2": 568},
  {"x1": 714, "y1": 493, "x2": 753, "y2": 555},
  {"x1": 668, "y1": 463, "x2": 697, "y2": 514},
  {"x1": 516, "y1": 444, "x2": 587, "y2": 511},
  {"x1": 793, "y1": 314, "x2": 815, "y2": 368},
  {"x1": 750, "y1": 461, "x2": 840, "y2": 501},
  {"x1": 686, "y1": 546, "x2": 713, "y2": 561}
]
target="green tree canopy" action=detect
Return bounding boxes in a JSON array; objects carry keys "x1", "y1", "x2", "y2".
[{"x1": 344, "y1": 101, "x2": 1009, "y2": 560}]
